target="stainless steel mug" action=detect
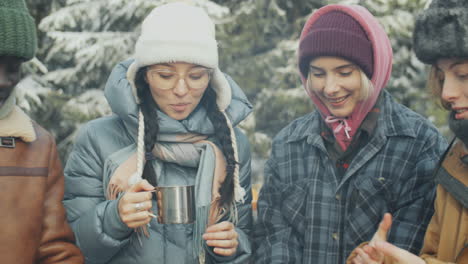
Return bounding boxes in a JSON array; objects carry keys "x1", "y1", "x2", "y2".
[{"x1": 154, "y1": 185, "x2": 195, "y2": 224}]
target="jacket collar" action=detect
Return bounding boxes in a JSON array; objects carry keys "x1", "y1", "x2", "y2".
[
  {"x1": 287, "y1": 91, "x2": 416, "y2": 144},
  {"x1": 0, "y1": 105, "x2": 36, "y2": 142},
  {"x1": 437, "y1": 141, "x2": 468, "y2": 208}
]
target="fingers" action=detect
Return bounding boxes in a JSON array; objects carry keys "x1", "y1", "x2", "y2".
[
  {"x1": 203, "y1": 228, "x2": 238, "y2": 241},
  {"x1": 371, "y1": 213, "x2": 393, "y2": 245},
  {"x1": 363, "y1": 244, "x2": 382, "y2": 261},
  {"x1": 366, "y1": 213, "x2": 392, "y2": 263},
  {"x1": 206, "y1": 237, "x2": 239, "y2": 256},
  {"x1": 121, "y1": 191, "x2": 152, "y2": 205},
  {"x1": 203, "y1": 221, "x2": 238, "y2": 257},
  {"x1": 206, "y1": 239, "x2": 238, "y2": 248},
  {"x1": 352, "y1": 254, "x2": 363, "y2": 264},
  {"x1": 120, "y1": 210, "x2": 152, "y2": 223},
  {"x1": 375, "y1": 241, "x2": 426, "y2": 264},
  {"x1": 212, "y1": 247, "x2": 237, "y2": 256},
  {"x1": 375, "y1": 241, "x2": 401, "y2": 258},
  {"x1": 118, "y1": 180, "x2": 155, "y2": 229},
  {"x1": 120, "y1": 200, "x2": 152, "y2": 215},
  {"x1": 128, "y1": 179, "x2": 154, "y2": 192},
  {"x1": 376, "y1": 213, "x2": 392, "y2": 239},
  {"x1": 123, "y1": 211, "x2": 154, "y2": 229},
  {"x1": 205, "y1": 221, "x2": 234, "y2": 233},
  {"x1": 354, "y1": 248, "x2": 380, "y2": 264},
  {"x1": 204, "y1": 221, "x2": 236, "y2": 239},
  {"x1": 119, "y1": 200, "x2": 155, "y2": 229},
  {"x1": 352, "y1": 249, "x2": 365, "y2": 264}
]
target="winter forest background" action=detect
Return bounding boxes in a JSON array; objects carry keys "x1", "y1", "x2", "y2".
[{"x1": 21, "y1": 0, "x2": 446, "y2": 187}]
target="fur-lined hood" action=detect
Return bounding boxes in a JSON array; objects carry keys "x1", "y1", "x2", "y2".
[{"x1": 103, "y1": 59, "x2": 253, "y2": 140}]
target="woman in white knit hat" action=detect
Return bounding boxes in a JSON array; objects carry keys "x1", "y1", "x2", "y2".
[{"x1": 62, "y1": 2, "x2": 253, "y2": 263}]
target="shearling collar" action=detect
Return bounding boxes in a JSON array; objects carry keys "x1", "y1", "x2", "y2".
[{"x1": 0, "y1": 106, "x2": 36, "y2": 142}]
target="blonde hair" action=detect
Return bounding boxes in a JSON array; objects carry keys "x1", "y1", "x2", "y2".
[
  {"x1": 428, "y1": 65, "x2": 450, "y2": 110},
  {"x1": 359, "y1": 70, "x2": 374, "y2": 100},
  {"x1": 306, "y1": 68, "x2": 374, "y2": 101}
]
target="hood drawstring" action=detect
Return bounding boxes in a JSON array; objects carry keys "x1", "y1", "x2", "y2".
[
  {"x1": 325, "y1": 116, "x2": 352, "y2": 139},
  {"x1": 221, "y1": 110, "x2": 245, "y2": 204},
  {"x1": 128, "y1": 110, "x2": 145, "y2": 186}
]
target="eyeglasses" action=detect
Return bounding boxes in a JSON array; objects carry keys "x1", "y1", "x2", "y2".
[{"x1": 146, "y1": 68, "x2": 213, "y2": 90}]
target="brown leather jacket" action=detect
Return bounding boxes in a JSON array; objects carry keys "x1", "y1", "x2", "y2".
[{"x1": 0, "y1": 106, "x2": 83, "y2": 264}]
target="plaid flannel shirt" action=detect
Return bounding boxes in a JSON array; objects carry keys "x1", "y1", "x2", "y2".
[{"x1": 254, "y1": 91, "x2": 448, "y2": 263}]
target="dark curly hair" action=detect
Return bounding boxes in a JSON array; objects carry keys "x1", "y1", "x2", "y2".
[{"x1": 134, "y1": 66, "x2": 237, "y2": 208}]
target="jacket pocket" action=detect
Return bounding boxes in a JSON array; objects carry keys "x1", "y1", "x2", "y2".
[
  {"x1": 345, "y1": 176, "x2": 393, "y2": 244},
  {"x1": 351, "y1": 175, "x2": 393, "y2": 208}
]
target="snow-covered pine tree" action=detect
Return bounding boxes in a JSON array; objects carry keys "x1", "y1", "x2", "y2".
[{"x1": 23, "y1": 0, "x2": 446, "y2": 179}]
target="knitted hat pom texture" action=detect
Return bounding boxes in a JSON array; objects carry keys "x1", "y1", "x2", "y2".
[
  {"x1": 127, "y1": 2, "x2": 231, "y2": 111},
  {"x1": 0, "y1": 0, "x2": 37, "y2": 60},
  {"x1": 298, "y1": 10, "x2": 374, "y2": 79}
]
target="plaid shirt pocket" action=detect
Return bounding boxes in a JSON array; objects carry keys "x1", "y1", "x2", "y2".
[{"x1": 346, "y1": 175, "x2": 394, "y2": 244}]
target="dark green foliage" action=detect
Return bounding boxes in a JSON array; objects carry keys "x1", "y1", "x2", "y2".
[{"x1": 20, "y1": 0, "x2": 448, "y2": 168}]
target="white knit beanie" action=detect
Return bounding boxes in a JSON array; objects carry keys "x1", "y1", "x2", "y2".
[
  {"x1": 127, "y1": 2, "x2": 231, "y2": 110},
  {"x1": 127, "y1": 2, "x2": 245, "y2": 203}
]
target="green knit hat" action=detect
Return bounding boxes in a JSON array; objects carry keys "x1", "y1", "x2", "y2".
[{"x1": 0, "y1": 0, "x2": 37, "y2": 60}]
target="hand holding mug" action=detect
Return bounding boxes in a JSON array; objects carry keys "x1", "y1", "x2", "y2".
[{"x1": 118, "y1": 180, "x2": 154, "y2": 229}]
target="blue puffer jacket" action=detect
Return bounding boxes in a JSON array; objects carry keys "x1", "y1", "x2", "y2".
[{"x1": 63, "y1": 59, "x2": 253, "y2": 264}]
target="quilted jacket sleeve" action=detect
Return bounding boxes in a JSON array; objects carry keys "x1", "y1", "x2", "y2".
[{"x1": 63, "y1": 122, "x2": 133, "y2": 264}]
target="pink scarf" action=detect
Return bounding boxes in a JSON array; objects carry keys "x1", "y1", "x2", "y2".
[{"x1": 299, "y1": 4, "x2": 393, "y2": 151}]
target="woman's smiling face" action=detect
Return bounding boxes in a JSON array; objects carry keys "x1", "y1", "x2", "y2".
[{"x1": 307, "y1": 56, "x2": 363, "y2": 118}]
